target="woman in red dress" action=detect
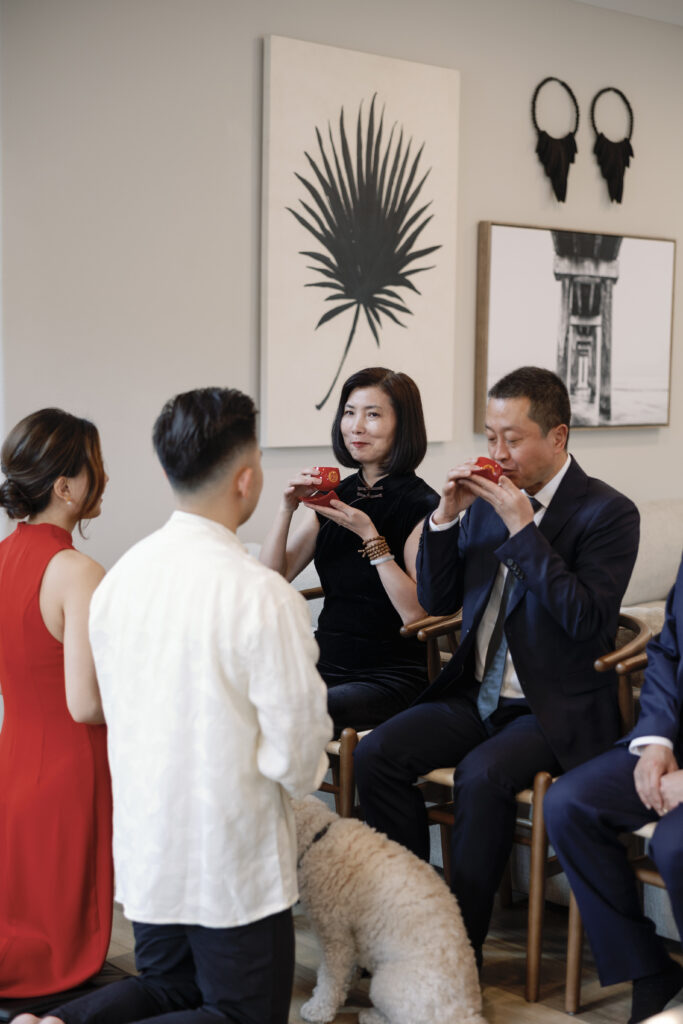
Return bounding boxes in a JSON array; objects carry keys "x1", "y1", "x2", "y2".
[{"x1": 0, "y1": 408, "x2": 113, "y2": 998}]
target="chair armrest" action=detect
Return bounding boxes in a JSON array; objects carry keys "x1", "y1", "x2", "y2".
[
  {"x1": 417, "y1": 611, "x2": 463, "y2": 642},
  {"x1": 400, "y1": 610, "x2": 463, "y2": 640},
  {"x1": 300, "y1": 586, "x2": 324, "y2": 601},
  {"x1": 594, "y1": 613, "x2": 651, "y2": 673},
  {"x1": 401, "y1": 610, "x2": 463, "y2": 684},
  {"x1": 616, "y1": 651, "x2": 648, "y2": 675}
]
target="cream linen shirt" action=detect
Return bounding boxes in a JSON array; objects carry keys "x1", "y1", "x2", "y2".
[{"x1": 89, "y1": 510, "x2": 332, "y2": 928}]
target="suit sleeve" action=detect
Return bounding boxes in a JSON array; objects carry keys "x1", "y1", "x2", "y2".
[
  {"x1": 495, "y1": 492, "x2": 639, "y2": 642},
  {"x1": 416, "y1": 512, "x2": 468, "y2": 615},
  {"x1": 630, "y1": 558, "x2": 683, "y2": 745}
]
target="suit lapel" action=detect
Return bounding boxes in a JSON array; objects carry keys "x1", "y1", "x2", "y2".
[
  {"x1": 536, "y1": 456, "x2": 588, "y2": 545},
  {"x1": 469, "y1": 502, "x2": 510, "y2": 622},
  {"x1": 505, "y1": 457, "x2": 587, "y2": 618}
]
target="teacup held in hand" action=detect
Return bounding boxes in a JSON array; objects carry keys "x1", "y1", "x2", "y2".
[
  {"x1": 303, "y1": 467, "x2": 341, "y2": 507},
  {"x1": 312, "y1": 466, "x2": 341, "y2": 492},
  {"x1": 470, "y1": 457, "x2": 503, "y2": 484}
]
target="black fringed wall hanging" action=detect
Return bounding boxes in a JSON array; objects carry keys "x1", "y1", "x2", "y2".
[
  {"x1": 531, "y1": 77, "x2": 579, "y2": 202},
  {"x1": 591, "y1": 87, "x2": 634, "y2": 203}
]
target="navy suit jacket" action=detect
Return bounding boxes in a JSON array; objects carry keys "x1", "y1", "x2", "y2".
[
  {"x1": 416, "y1": 457, "x2": 640, "y2": 771},
  {"x1": 623, "y1": 554, "x2": 683, "y2": 762}
]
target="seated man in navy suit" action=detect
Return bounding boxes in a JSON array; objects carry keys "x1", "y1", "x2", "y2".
[
  {"x1": 545, "y1": 557, "x2": 683, "y2": 1024},
  {"x1": 355, "y1": 366, "x2": 640, "y2": 965}
]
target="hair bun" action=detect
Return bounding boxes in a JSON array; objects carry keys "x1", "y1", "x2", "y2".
[{"x1": 0, "y1": 476, "x2": 34, "y2": 519}]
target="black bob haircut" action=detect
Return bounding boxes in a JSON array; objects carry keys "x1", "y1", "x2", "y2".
[
  {"x1": 331, "y1": 367, "x2": 427, "y2": 475},
  {"x1": 153, "y1": 387, "x2": 257, "y2": 492},
  {"x1": 488, "y1": 366, "x2": 571, "y2": 445}
]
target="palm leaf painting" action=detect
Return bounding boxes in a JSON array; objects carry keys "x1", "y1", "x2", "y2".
[{"x1": 288, "y1": 94, "x2": 441, "y2": 409}]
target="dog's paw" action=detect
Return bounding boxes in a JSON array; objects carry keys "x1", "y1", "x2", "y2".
[
  {"x1": 358, "y1": 1010, "x2": 389, "y2": 1024},
  {"x1": 300, "y1": 995, "x2": 339, "y2": 1023}
]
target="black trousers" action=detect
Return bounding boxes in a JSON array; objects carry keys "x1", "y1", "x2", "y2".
[
  {"x1": 49, "y1": 908, "x2": 294, "y2": 1024},
  {"x1": 354, "y1": 692, "x2": 562, "y2": 950},
  {"x1": 545, "y1": 746, "x2": 683, "y2": 986},
  {"x1": 319, "y1": 658, "x2": 428, "y2": 737}
]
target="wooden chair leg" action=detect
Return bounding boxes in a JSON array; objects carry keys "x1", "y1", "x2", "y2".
[
  {"x1": 525, "y1": 771, "x2": 553, "y2": 1002},
  {"x1": 439, "y1": 822, "x2": 452, "y2": 885},
  {"x1": 337, "y1": 727, "x2": 359, "y2": 818},
  {"x1": 327, "y1": 755, "x2": 342, "y2": 815},
  {"x1": 499, "y1": 858, "x2": 514, "y2": 908},
  {"x1": 565, "y1": 890, "x2": 584, "y2": 1014}
]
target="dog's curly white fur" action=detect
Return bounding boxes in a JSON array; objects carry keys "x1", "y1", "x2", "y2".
[{"x1": 292, "y1": 795, "x2": 486, "y2": 1024}]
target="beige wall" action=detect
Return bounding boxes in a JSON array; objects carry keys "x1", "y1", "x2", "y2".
[{"x1": 1, "y1": 0, "x2": 682, "y2": 567}]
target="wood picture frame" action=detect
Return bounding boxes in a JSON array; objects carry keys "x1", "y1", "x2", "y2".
[
  {"x1": 260, "y1": 36, "x2": 460, "y2": 447},
  {"x1": 475, "y1": 222, "x2": 676, "y2": 431}
]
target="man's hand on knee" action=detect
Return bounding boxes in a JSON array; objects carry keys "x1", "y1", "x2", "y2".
[
  {"x1": 634, "y1": 745, "x2": 679, "y2": 815},
  {"x1": 660, "y1": 767, "x2": 683, "y2": 813}
]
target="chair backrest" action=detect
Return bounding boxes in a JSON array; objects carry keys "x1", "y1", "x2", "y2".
[
  {"x1": 406, "y1": 609, "x2": 651, "y2": 723},
  {"x1": 400, "y1": 611, "x2": 462, "y2": 683},
  {"x1": 594, "y1": 611, "x2": 652, "y2": 735}
]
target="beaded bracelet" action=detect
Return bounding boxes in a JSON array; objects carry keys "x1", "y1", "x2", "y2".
[{"x1": 358, "y1": 535, "x2": 392, "y2": 561}]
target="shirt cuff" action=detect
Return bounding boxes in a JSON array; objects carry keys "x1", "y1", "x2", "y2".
[
  {"x1": 429, "y1": 511, "x2": 459, "y2": 532},
  {"x1": 628, "y1": 736, "x2": 674, "y2": 755}
]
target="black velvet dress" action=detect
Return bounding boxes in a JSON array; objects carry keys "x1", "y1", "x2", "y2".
[{"x1": 313, "y1": 470, "x2": 439, "y2": 734}]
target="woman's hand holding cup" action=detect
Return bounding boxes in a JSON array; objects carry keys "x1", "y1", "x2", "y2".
[
  {"x1": 282, "y1": 467, "x2": 325, "y2": 512},
  {"x1": 302, "y1": 466, "x2": 341, "y2": 507}
]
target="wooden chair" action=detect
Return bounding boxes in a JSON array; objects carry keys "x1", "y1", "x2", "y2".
[
  {"x1": 563, "y1": 649, "x2": 670, "y2": 1015},
  {"x1": 300, "y1": 586, "x2": 362, "y2": 818},
  {"x1": 301, "y1": 590, "x2": 462, "y2": 817},
  {"x1": 320, "y1": 726, "x2": 370, "y2": 818},
  {"x1": 565, "y1": 819, "x2": 665, "y2": 1014},
  {"x1": 401, "y1": 611, "x2": 651, "y2": 1002}
]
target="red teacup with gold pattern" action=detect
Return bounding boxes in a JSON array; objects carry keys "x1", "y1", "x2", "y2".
[
  {"x1": 471, "y1": 456, "x2": 503, "y2": 483},
  {"x1": 303, "y1": 466, "x2": 341, "y2": 507},
  {"x1": 312, "y1": 466, "x2": 341, "y2": 492}
]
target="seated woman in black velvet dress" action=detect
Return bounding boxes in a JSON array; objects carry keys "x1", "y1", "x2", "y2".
[{"x1": 260, "y1": 366, "x2": 438, "y2": 736}]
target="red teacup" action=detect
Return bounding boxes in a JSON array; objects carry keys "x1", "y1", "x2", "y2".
[
  {"x1": 303, "y1": 466, "x2": 341, "y2": 508},
  {"x1": 470, "y1": 456, "x2": 503, "y2": 483},
  {"x1": 312, "y1": 466, "x2": 341, "y2": 492}
]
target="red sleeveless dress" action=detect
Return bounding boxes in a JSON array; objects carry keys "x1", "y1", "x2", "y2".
[{"x1": 0, "y1": 522, "x2": 113, "y2": 996}]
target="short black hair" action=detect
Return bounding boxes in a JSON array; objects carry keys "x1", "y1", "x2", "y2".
[
  {"x1": 153, "y1": 387, "x2": 257, "y2": 491},
  {"x1": 488, "y1": 366, "x2": 570, "y2": 444},
  {"x1": 331, "y1": 367, "x2": 427, "y2": 475}
]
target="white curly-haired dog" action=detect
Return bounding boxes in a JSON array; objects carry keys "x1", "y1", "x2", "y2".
[{"x1": 292, "y1": 795, "x2": 486, "y2": 1024}]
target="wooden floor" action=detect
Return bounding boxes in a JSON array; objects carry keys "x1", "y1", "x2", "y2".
[{"x1": 107, "y1": 898, "x2": 683, "y2": 1023}]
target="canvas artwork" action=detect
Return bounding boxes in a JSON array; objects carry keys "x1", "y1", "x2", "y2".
[
  {"x1": 475, "y1": 223, "x2": 675, "y2": 430},
  {"x1": 261, "y1": 35, "x2": 460, "y2": 447}
]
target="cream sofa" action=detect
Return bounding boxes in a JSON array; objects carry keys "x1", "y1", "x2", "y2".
[{"x1": 621, "y1": 498, "x2": 683, "y2": 636}]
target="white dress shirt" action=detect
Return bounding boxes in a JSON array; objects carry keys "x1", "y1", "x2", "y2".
[
  {"x1": 628, "y1": 736, "x2": 673, "y2": 755},
  {"x1": 90, "y1": 511, "x2": 332, "y2": 928}
]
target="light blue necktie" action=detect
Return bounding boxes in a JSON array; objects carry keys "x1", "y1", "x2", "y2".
[{"x1": 476, "y1": 496, "x2": 542, "y2": 721}]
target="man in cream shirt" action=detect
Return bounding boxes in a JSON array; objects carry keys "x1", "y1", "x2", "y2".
[{"x1": 39, "y1": 387, "x2": 332, "y2": 1024}]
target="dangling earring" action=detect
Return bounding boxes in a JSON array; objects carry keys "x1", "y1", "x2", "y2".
[
  {"x1": 590, "y1": 87, "x2": 634, "y2": 203},
  {"x1": 531, "y1": 77, "x2": 579, "y2": 202}
]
